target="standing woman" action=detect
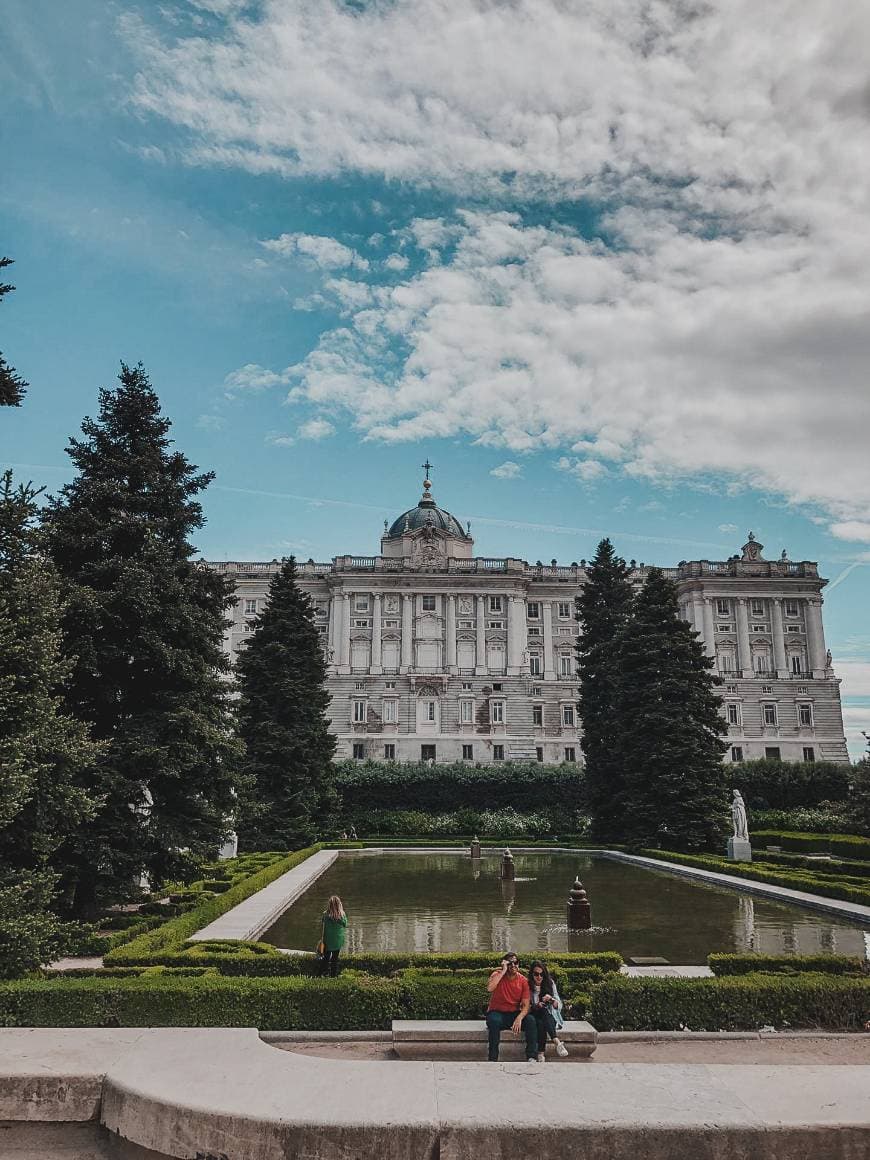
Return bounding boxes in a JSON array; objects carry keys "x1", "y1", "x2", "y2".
[
  {"x1": 319, "y1": 895, "x2": 348, "y2": 977},
  {"x1": 527, "y1": 961, "x2": 569, "y2": 1060}
]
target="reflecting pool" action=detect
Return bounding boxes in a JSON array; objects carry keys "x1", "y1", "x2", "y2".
[{"x1": 260, "y1": 851, "x2": 870, "y2": 964}]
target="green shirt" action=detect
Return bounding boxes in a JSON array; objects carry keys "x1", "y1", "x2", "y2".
[{"x1": 322, "y1": 912, "x2": 347, "y2": 951}]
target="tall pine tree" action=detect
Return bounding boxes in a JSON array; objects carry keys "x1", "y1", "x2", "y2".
[
  {"x1": 43, "y1": 364, "x2": 240, "y2": 916},
  {"x1": 575, "y1": 538, "x2": 634, "y2": 840},
  {"x1": 236, "y1": 557, "x2": 336, "y2": 850},
  {"x1": 0, "y1": 258, "x2": 28, "y2": 407},
  {"x1": 613, "y1": 568, "x2": 728, "y2": 851},
  {"x1": 0, "y1": 472, "x2": 98, "y2": 975}
]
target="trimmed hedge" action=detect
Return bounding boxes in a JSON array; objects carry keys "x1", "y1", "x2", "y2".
[
  {"x1": 748, "y1": 850, "x2": 870, "y2": 879},
  {"x1": 589, "y1": 973, "x2": 870, "y2": 1031},
  {"x1": 751, "y1": 831, "x2": 870, "y2": 862},
  {"x1": 643, "y1": 849, "x2": 870, "y2": 908},
  {"x1": 732, "y1": 759, "x2": 851, "y2": 809},
  {"x1": 708, "y1": 954, "x2": 867, "y2": 977}
]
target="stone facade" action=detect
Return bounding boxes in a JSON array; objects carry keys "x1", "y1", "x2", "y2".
[{"x1": 209, "y1": 478, "x2": 848, "y2": 766}]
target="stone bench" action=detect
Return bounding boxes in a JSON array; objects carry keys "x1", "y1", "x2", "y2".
[{"x1": 391, "y1": 1019, "x2": 597, "y2": 1060}]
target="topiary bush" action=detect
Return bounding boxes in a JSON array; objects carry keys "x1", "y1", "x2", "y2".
[{"x1": 708, "y1": 954, "x2": 867, "y2": 977}]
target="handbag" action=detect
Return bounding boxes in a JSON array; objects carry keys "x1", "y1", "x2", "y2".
[{"x1": 316, "y1": 917, "x2": 326, "y2": 958}]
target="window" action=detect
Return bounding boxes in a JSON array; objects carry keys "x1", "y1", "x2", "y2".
[
  {"x1": 785, "y1": 600, "x2": 799, "y2": 617},
  {"x1": 558, "y1": 602, "x2": 572, "y2": 619},
  {"x1": 460, "y1": 699, "x2": 474, "y2": 724},
  {"x1": 726, "y1": 684, "x2": 738, "y2": 694},
  {"x1": 791, "y1": 655, "x2": 804, "y2": 674},
  {"x1": 355, "y1": 681, "x2": 366, "y2": 690},
  {"x1": 382, "y1": 700, "x2": 397, "y2": 723},
  {"x1": 532, "y1": 705, "x2": 543, "y2": 726},
  {"x1": 385, "y1": 681, "x2": 396, "y2": 689},
  {"x1": 752, "y1": 624, "x2": 768, "y2": 633},
  {"x1": 716, "y1": 599, "x2": 730, "y2": 616},
  {"x1": 354, "y1": 619, "x2": 371, "y2": 628},
  {"x1": 529, "y1": 654, "x2": 542, "y2": 676},
  {"x1": 536, "y1": 747, "x2": 544, "y2": 763},
  {"x1": 422, "y1": 595, "x2": 436, "y2": 611},
  {"x1": 462, "y1": 681, "x2": 473, "y2": 690},
  {"x1": 384, "y1": 743, "x2": 396, "y2": 760},
  {"x1": 492, "y1": 683, "x2": 503, "y2": 692},
  {"x1": 354, "y1": 595, "x2": 369, "y2": 612},
  {"x1": 491, "y1": 700, "x2": 505, "y2": 724},
  {"x1": 531, "y1": 685, "x2": 542, "y2": 696},
  {"x1": 493, "y1": 744, "x2": 504, "y2": 760},
  {"x1": 352, "y1": 700, "x2": 367, "y2": 723},
  {"x1": 489, "y1": 596, "x2": 503, "y2": 613},
  {"x1": 488, "y1": 620, "x2": 504, "y2": 630},
  {"x1": 726, "y1": 703, "x2": 741, "y2": 726},
  {"x1": 527, "y1": 601, "x2": 540, "y2": 619},
  {"x1": 564, "y1": 747, "x2": 576, "y2": 762},
  {"x1": 384, "y1": 618, "x2": 399, "y2": 628},
  {"x1": 244, "y1": 598, "x2": 257, "y2": 615},
  {"x1": 797, "y1": 685, "x2": 808, "y2": 694},
  {"x1": 798, "y1": 703, "x2": 813, "y2": 727},
  {"x1": 559, "y1": 654, "x2": 573, "y2": 677},
  {"x1": 717, "y1": 624, "x2": 733, "y2": 633},
  {"x1": 750, "y1": 599, "x2": 764, "y2": 616},
  {"x1": 562, "y1": 705, "x2": 575, "y2": 727},
  {"x1": 761, "y1": 685, "x2": 772, "y2": 694},
  {"x1": 352, "y1": 743, "x2": 365, "y2": 760},
  {"x1": 731, "y1": 746, "x2": 744, "y2": 762},
  {"x1": 786, "y1": 624, "x2": 802, "y2": 633},
  {"x1": 803, "y1": 746, "x2": 816, "y2": 762},
  {"x1": 528, "y1": 626, "x2": 543, "y2": 636},
  {"x1": 765, "y1": 746, "x2": 781, "y2": 760},
  {"x1": 753, "y1": 654, "x2": 771, "y2": 674},
  {"x1": 763, "y1": 704, "x2": 778, "y2": 727},
  {"x1": 462, "y1": 744, "x2": 474, "y2": 760},
  {"x1": 425, "y1": 701, "x2": 436, "y2": 722},
  {"x1": 421, "y1": 744, "x2": 436, "y2": 762},
  {"x1": 458, "y1": 619, "x2": 474, "y2": 628}
]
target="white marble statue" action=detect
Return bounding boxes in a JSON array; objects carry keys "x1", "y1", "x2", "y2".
[{"x1": 731, "y1": 789, "x2": 749, "y2": 841}]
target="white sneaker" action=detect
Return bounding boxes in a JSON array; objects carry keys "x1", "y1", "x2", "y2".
[
  {"x1": 526, "y1": 1057, "x2": 537, "y2": 1064},
  {"x1": 554, "y1": 1039, "x2": 569, "y2": 1058},
  {"x1": 537, "y1": 1052, "x2": 546, "y2": 1063}
]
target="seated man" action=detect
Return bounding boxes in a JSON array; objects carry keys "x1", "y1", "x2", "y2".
[{"x1": 485, "y1": 951, "x2": 537, "y2": 1062}]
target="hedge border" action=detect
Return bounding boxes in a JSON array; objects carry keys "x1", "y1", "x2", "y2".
[
  {"x1": 708, "y1": 953, "x2": 867, "y2": 977},
  {"x1": 751, "y1": 831, "x2": 870, "y2": 862}
]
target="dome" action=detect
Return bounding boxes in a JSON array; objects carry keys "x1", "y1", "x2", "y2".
[{"x1": 386, "y1": 478, "x2": 470, "y2": 540}]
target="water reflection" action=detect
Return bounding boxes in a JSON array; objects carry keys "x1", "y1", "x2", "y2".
[{"x1": 261, "y1": 852, "x2": 870, "y2": 965}]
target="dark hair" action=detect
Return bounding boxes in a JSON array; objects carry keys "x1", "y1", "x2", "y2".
[{"x1": 527, "y1": 960, "x2": 553, "y2": 992}]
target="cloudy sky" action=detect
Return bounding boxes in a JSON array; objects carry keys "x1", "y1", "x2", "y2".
[{"x1": 2, "y1": 0, "x2": 869, "y2": 753}]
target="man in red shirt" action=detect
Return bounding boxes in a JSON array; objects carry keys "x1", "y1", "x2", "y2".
[{"x1": 485, "y1": 951, "x2": 537, "y2": 1062}]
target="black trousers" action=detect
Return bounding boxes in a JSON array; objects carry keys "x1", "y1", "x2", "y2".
[
  {"x1": 532, "y1": 1007, "x2": 558, "y2": 1053},
  {"x1": 485, "y1": 1009, "x2": 537, "y2": 1061},
  {"x1": 319, "y1": 949, "x2": 341, "y2": 977}
]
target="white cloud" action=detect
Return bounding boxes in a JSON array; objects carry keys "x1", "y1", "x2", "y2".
[
  {"x1": 718, "y1": 523, "x2": 739, "y2": 535},
  {"x1": 195, "y1": 413, "x2": 227, "y2": 432},
  {"x1": 223, "y1": 363, "x2": 291, "y2": 395},
  {"x1": 490, "y1": 461, "x2": 522, "y2": 480},
  {"x1": 556, "y1": 457, "x2": 610, "y2": 483},
  {"x1": 298, "y1": 417, "x2": 335, "y2": 440},
  {"x1": 265, "y1": 432, "x2": 295, "y2": 447},
  {"x1": 829, "y1": 521, "x2": 870, "y2": 543},
  {"x1": 261, "y1": 232, "x2": 368, "y2": 271},
  {"x1": 837, "y1": 660, "x2": 870, "y2": 700},
  {"x1": 384, "y1": 253, "x2": 409, "y2": 272}
]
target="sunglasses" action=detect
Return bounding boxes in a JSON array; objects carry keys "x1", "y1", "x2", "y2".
[{"x1": 532, "y1": 969, "x2": 544, "y2": 976}]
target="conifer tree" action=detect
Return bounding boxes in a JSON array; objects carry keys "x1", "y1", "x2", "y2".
[
  {"x1": 575, "y1": 538, "x2": 634, "y2": 840},
  {"x1": 613, "y1": 568, "x2": 728, "y2": 851},
  {"x1": 0, "y1": 472, "x2": 98, "y2": 974},
  {"x1": 236, "y1": 557, "x2": 337, "y2": 850},
  {"x1": 43, "y1": 364, "x2": 240, "y2": 915},
  {"x1": 0, "y1": 258, "x2": 28, "y2": 407}
]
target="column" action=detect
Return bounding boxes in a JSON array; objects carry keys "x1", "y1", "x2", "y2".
[
  {"x1": 327, "y1": 592, "x2": 338, "y2": 667},
  {"x1": 475, "y1": 593, "x2": 486, "y2": 673},
  {"x1": 735, "y1": 598, "x2": 751, "y2": 676},
  {"x1": 446, "y1": 594, "x2": 457, "y2": 672},
  {"x1": 806, "y1": 597, "x2": 827, "y2": 673},
  {"x1": 370, "y1": 592, "x2": 382, "y2": 674},
  {"x1": 507, "y1": 595, "x2": 527, "y2": 675},
  {"x1": 338, "y1": 593, "x2": 351, "y2": 671},
  {"x1": 542, "y1": 600, "x2": 555, "y2": 680},
  {"x1": 771, "y1": 598, "x2": 787, "y2": 676},
  {"x1": 400, "y1": 593, "x2": 413, "y2": 671},
  {"x1": 701, "y1": 597, "x2": 716, "y2": 661}
]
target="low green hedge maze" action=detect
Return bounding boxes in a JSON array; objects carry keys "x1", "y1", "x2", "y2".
[
  {"x1": 708, "y1": 954, "x2": 867, "y2": 977},
  {"x1": 590, "y1": 973, "x2": 870, "y2": 1032}
]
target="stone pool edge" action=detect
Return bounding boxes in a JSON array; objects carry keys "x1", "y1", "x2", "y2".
[{"x1": 188, "y1": 845, "x2": 870, "y2": 953}]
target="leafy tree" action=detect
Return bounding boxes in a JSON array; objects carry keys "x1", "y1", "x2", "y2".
[
  {"x1": 0, "y1": 258, "x2": 28, "y2": 406},
  {"x1": 236, "y1": 557, "x2": 336, "y2": 850},
  {"x1": 43, "y1": 364, "x2": 240, "y2": 916},
  {"x1": 849, "y1": 733, "x2": 870, "y2": 837},
  {"x1": 575, "y1": 538, "x2": 634, "y2": 840},
  {"x1": 0, "y1": 472, "x2": 98, "y2": 974},
  {"x1": 612, "y1": 568, "x2": 729, "y2": 851}
]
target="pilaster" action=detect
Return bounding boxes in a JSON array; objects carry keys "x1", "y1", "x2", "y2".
[
  {"x1": 735, "y1": 598, "x2": 751, "y2": 676},
  {"x1": 771, "y1": 598, "x2": 787, "y2": 676},
  {"x1": 338, "y1": 592, "x2": 351, "y2": 673},
  {"x1": 446, "y1": 593, "x2": 457, "y2": 673},
  {"x1": 400, "y1": 593, "x2": 413, "y2": 672},
  {"x1": 475, "y1": 594, "x2": 487, "y2": 674},
  {"x1": 542, "y1": 600, "x2": 556, "y2": 680},
  {"x1": 370, "y1": 592, "x2": 382, "y2": 674}
]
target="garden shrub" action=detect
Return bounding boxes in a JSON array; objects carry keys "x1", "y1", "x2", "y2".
[
  {"x1": 748, "y1": 850, "x2": 870, "y2": 879},
  {"x1": 749, "y1": 805, "x2": 854, "y2": 835},
  {"x1": 750, "y1": 831, "x2": 870, "y2": 862},
  {"x1": 589, "y1": 973, "x2": 870, "y2": 1031},
  {"x1": 708, "y1": 954, "x2": 867, "y2": 977},
  {"x1": 734, "y1": 760, "x2": 851, "y2": 810}
]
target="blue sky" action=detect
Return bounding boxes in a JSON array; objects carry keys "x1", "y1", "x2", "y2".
[{"x1": 2, "y1": 0, "x2": 868, "y2": 755}]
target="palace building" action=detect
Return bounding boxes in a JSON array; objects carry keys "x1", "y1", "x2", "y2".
[{"x1": 209, "y1": 471, "x2": 849, "y2": 766}]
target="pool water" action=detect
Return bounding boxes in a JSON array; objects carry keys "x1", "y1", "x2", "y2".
[{"x1": 261, "y1": 851, "x2": 870, "y2": 964}]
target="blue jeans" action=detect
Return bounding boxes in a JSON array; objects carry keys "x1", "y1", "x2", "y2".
[{"x1": 485, "y1": 1009, "x2": 537, "y2": 1061}]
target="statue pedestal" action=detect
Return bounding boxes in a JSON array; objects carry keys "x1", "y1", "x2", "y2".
[{"x1": 727, "y1": 838, "x2": 752, "y2": 863}]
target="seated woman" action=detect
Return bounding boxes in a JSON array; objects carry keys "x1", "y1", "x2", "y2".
[{"x1": 527, "y1": 961, "x2": 569, "y2": 1061}]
